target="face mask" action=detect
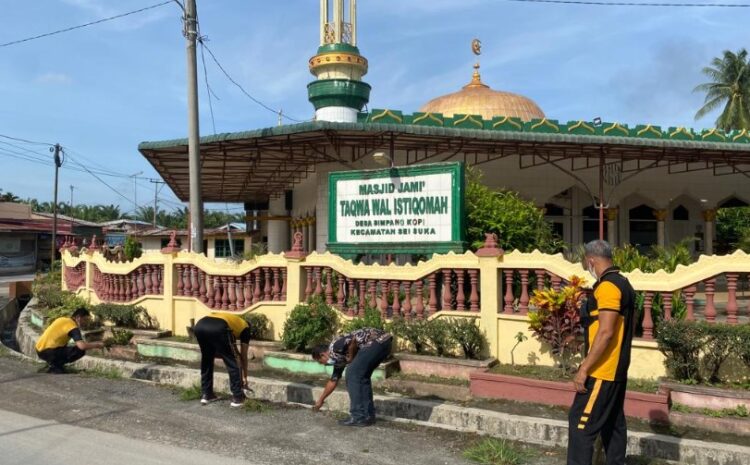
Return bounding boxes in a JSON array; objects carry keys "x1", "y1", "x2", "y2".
[
  {"x1": 587, "y1": 261, "x2": 598, "y2": 280},
  {"x1": 326, "y1": 359, "x2": 336, "y2": 366}
]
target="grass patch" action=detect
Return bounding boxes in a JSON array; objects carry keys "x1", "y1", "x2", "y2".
[
  {"x1": 463, "y1": 438, "x2": 532, "y2": 465},
  {"x1": 488, "y1": 364, "x2": 660, "y2": 393},
  {"x1": 672, "y1": 403, "x2": 749, "y2": 418},
  {"x1": 242, "y1": 398, "x2": 270, "y2": 413},
  {"x1": 179, "y1": 383, "x2": 203, "y2": 401},
  {"x1": 81, "y1": 365, "x2": 123, "y2": 379}
]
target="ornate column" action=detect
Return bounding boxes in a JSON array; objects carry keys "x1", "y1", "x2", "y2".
[
  {"x1": 702, "y1": 209, "x2": 716, "y2": 255},
  {"x1": 654, "y1": 209, "x2": 668, "y2": 247},
  {"x1": 267, "y1": 196, "x2": 289, "y2": 254},
  {"x1": 606, "y1": 207, "x2": 618, "y2": 246},
  {"x1": 307, "y1": 216, "x2": 316, "y2": 252}
]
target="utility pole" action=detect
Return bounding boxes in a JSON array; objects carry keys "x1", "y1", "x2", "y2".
[
  {"x1": 50, "y1": 144, "x2": 62, "y2": 266},
  {"x1": 184, "y1": 0, "x2": 204, "y2": 253},
  {"x1": 149, "y1": 179, "x2": 165, "y2": 227},
  {"x1": 69, "y1": 185, "x2": 75, "y2": 230},
  {"x1": 130, "y1": 171, "x2": 143, "y2": 217}
]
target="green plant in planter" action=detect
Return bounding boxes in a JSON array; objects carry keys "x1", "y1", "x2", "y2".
[
  {"x1": 244, "y1": 312, "x2": 270, "y2": 340},
  {"x1": 388, "y1": 317, "x2": 429, "y2": 354},
  {"x1": 281, "y1": 296, "x2": 338, "y2": 352},
  {"x1": 343, "y1": 305, "x2": 385, "y2": 333},
  {"x1": 93, "y1": 303, "x2": 156, "y2": 329},
  {"x1": 447, "y1": 317, "x2": 486, "y2": 360},
  {"x1": 105, "y1": 329, "x2": 134, "y2": 347},
  {"x1": 656, "y1": 320, "x2": 704, "y2": 382},
  {"x1": 528, "y1": 275, "x2": 586, "y2": 373},
  {"x1": 425, "y1": 318, "x2": 454, "y2": 357},
  {"x1": 700, "y1": 323, "x2": 735, "y2": 383}
]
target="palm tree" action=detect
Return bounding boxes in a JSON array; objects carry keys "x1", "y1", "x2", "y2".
[
  {"x1": 0, "y1": 190, "x2": 21, "y2": 202},
  {"x1": 695, "y1": 49, "x2": 750, "y2": 132}
]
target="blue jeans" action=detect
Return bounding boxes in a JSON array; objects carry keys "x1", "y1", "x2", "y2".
[{"x1": 345, "y1": 339, "x2": 392, "y2": 422}]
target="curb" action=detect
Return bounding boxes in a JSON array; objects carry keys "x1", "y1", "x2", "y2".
[{"x1": 8, "y1": 306, "x2": 750, "y2": 465}]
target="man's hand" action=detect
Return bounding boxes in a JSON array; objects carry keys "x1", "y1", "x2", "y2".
[
  {"x1": 573, "y1": 367, "x2": 588, "y2": 393},
  {"x1": 312, "y1": 399, "x2": 324, "y2": 412}
]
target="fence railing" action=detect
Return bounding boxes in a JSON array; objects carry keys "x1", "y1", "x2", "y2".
[{"x1": 59, "y1": 235, "x2": 750, "y2": 343}]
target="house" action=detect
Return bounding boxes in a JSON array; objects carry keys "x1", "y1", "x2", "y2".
[{"x1": 130, "y1": 223, "x2": 254, "y2": 261}]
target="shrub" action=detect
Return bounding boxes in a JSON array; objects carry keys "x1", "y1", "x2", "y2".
[
  {"x1": 656, "y1": 320, "x2": 704, "y2": 382},
  {"x1": 447, "y1": 318, "x2": 486, "y2": 360},
  {"x1": 93, "y1": 303, "x2": 156, "y2": 329},
  {"x1": 700, "y1": 323, "x2": 735, "y2": 383},
  {"x1": 123, "y1": 236, "x2": 142, "y2": 261},
  {"x1": 738, "y1": 325, "x2": 750, "y2": 371},
  {"x1": 342, "y1": 306, "x2": 385, "y2": 333},
  {"x1": 244, "y1": 312, "x2": 270, "y2": 340},
  {"x1": 389, "y1": 317, "x2": 430, "y2": 354},
  {"x1": 108, "y1": 329, "x2": 134, "y2": 346},
  {"x1": 281, "y1": 296, "x2": 338, "y2": 352},
  {"x1": 425, "y1": 318, "x2": 454, "y2": 356},
  {"x1": 528, "y1": 276, "x2": 586, "y2": 372}
]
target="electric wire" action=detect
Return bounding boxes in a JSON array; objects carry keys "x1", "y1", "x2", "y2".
[
  {"x1": 198, "y1": 34, "x2": 218, "y2": 134},
  {"x1": 0, "y1": 1, "x2": 174, "y2": 48},
  {"x1": 501, "y1": 0, "x2": 749, "y2": 6}
]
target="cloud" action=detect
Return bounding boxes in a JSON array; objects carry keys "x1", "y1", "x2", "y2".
[
  {"x1": 60, "y1": 0, "x2": 173, "y2": 31},
  {"x1": 35, "y1": 73, "x2": 73, "y2": 85}
]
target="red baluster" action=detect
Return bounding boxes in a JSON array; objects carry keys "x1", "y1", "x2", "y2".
[
  {"x1": 220, "y1": 276, "x2": 229, "y2": 309},
  {"x1": 368, "y1": 280, "x2": 376, "y2": 309},
  {"x1": 442, "y1": 269, "x2": 452, "y2": 311},
  {"x1": 428, "y1": 273, "x2": 438, "y2": 314},
  {"x1": 415, "y1": 279, "x2": 425, "y2": 319},
  {"x1": 244, "y1": 275, "x2": 253, "y2": 307},
  {"x1": 152, "y1": 265, "x2": 161, "y2": 295},
  {"x1": 129, "y1": 273, "x2": 137, "y2": 300},
  {"x1": 726, "y1": 273, "x2": 739, "y2": 324},
  {"x1": 661, "y1": 292, "x2": 672, "y2": 321},
  {"x1": 314, "y1": 267, "x2": 323, "y2": 297},
  {"x1": 157, "y1": 266, "x2": 163, "y2": 294},
  {"x1": 281, "y1": 269, "x2": 287, "y2": 300},
  {"x1": 227, "y1": 276, "x2": 237, "y2": 311},
  {"x1": 642, "y1": 292, "x2": 654, "y2": 339},
  {"x1": 137, "y1": 267, "x2": 146, "y2": 298},
  {"x1": 337, "y1": 274, "x2": 345, "y2": 310},
  {"x1": 236, "y1": 277, "x2": 245, "y2": 309},
  {"x1": 519, "y1": 270, "x2": 530, "y2": 314},
  {"x1": 348, "y1": 279, "x2": 356, "y2": 316},
  {"x1": 391, "y1": 281, "x2": 401, "y2": 317},
  {"x1": 379, "y1": 280, "x2": 388, "y2": 318},
  {"x1": 191, "y1": 267, "x2": 200, "y2": 297},
  {"x1": 504, "y1": 270, "x2": 514, "y2": 314},
  {"x1": 304, "y1": 267, "x2": 313, "y2": 300},
  {"x1": 535, "y1": 269, "x2": 546, "y2": 293},
  {"x1": 403, "y1": 282, "x2": 412, "y2": 318},
  {"x1": 213, "y1": 275, "x2": 223, "y2": 309},
  {"x1": 684, "y1": 286, "x2": 696, "y2": 321},
  {"x1": 551, "y1": 274, "x2": 562, "y2": 292},
  {"x1": 704, "y1": 279, "x2": 716, "y2": 323},
  {"x1": 199, "y1": 270, "x2": 207, "y2": 303},
  {"x1": 468, "y1": 270, "x2": 479, "y2": 312},
  {"x1": 456, "y1": 269, "x2": 466, "y2": 311},
  {"x1": 262, "y1": 268, "x2": 272, "y2": 301},
  {"x1": 324, "y1": 269, "x2": 333, "y2": 305},
  {"x1": 253, "y1": 269, "x2": 262, "y2": 304},
  {"x1": 272, "y1": 268, "x2": 281, "y2": 301},
  {"x1": 143, "y1": 266, "x2": 152, "y2": 294},
  {"x1": 207, "y1": 275, "x2": 215, "y2": 307},
  {"x1": 358, "y1": 280, "x2": 366, "y2": 316},
  {"x1": 181, "y1": 266, "x2": 191, "y2": 296}
]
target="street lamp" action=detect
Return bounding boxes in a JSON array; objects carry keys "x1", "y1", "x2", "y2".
[{"x1": 372, "y1": 151, "x2": 394, "y2": 168}]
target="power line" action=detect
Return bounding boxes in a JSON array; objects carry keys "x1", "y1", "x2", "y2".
[
  {"x1": 197, "y1": 38, "x2": 306, "y2": 123},
  {"x1": 0, "y1": 133, "x2": 53, "y2": 146},
  {"x1": 501, "y1": 0, "x2": 750, "y2": 7},
  {"x1": 63, "y1": 150, "x2": 138, "y2": 207},
  {"x1": 0, "y1": 1, "x2": 174, "y2": 48}
]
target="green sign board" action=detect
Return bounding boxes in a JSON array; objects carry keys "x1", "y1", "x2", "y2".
[{"x1": 328, "y1": 162, "x2": 466, "y2": 256}]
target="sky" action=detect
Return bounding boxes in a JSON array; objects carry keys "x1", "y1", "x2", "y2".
[{"x1": 0, "y1": 0, "x2": 747, "y2": 214}]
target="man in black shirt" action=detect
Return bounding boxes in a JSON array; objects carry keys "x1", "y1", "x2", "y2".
[{"x1": 311, "y1": 328, "x2": 392, "y2": 427}]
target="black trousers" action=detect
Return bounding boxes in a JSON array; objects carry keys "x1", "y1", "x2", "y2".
[
  {"x1": 194, "y1": 317, "x2": 242, "y2": 398},
  {"x1": 345, "y1": 339, "x2": 392, "y2": 422},
  {"x1": 37, "y1": 346, "x2": 86, "y2": 370},
  {"x1": 567, "y1": 377, "x2": 627, "y2": 465}
]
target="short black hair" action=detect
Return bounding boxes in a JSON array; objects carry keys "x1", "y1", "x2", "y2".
[
  {"x1": 71, "y1": 307, "x2": 90, "y2": 318},
  {"x1": 311, "y1": 344, "x2": 329, "y2": 360}
]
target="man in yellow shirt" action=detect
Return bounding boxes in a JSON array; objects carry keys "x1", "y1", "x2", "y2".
[
  {"x1": 35, "y1": 308, "x2": 104, "y2": 374},
  {"x1": 568, "y1": 240, "x2": 636, "y2": 465},
  {"x1": 194, "y1": 312, "x2": 252, "y2": 407}
]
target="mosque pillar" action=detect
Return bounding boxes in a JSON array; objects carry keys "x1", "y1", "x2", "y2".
[
  {"x1": 307, "y1": 216, "x2": 317, "y2": 252},
  {"x1": 654, "y1": 209, "x2": 668, "y2": 247},
  {"x1": 606, "y1": 208, "x2": 618, "y2": 246},
  {"x1": 702, "y1": 209, "x2": 716, "y2": 255},
  {"x1": 267, "y1": 196, "x2": 289, "y2": 254}
]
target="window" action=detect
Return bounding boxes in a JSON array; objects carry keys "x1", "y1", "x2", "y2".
[
  {"x1": 629, "y1": 204, "x2": 657, "y2": 253},
  {"x1": 582, "y1": 205, "x2": 607, "y2": 244},
  {"x1": 215, "y1": 239, "x2": 244, "y2": 258}
]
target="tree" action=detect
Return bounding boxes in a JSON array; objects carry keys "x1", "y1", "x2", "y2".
[
  {"x1": 695, "y1": 49, "x2": 750, "y2": 132},
  {"x1": 465, "y1": 168, "x2": 562, "y2": 253},
  {"x1": 0, "y1": 190, "x2": 20, "y2": 202}
]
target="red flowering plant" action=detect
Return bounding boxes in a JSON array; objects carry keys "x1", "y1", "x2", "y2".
[{"x1": 528, "y1": 275, "x2": 587, "y2": 374}]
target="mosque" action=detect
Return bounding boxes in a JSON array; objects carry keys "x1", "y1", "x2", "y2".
[{"x1": 138, "y1": 0, "x2": 750, "y2": 257}]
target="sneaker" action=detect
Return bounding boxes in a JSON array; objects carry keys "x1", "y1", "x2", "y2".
[
  {"x1": 230, "y1": 394, "x2": 247, "y2": 408},
  {"x1": 200, "y1": 394, "x2": 219, "y2": 405},
  {"x1": 337, "y1": 417, "x2": 371, "y2": 427},
  {"x1": 47, "y1": 366, "x2": 65, "y2": 374}
]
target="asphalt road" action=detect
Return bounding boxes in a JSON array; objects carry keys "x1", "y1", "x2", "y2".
[{"x1": 0, "y1": 355, "x2": 478, "y2": 465}]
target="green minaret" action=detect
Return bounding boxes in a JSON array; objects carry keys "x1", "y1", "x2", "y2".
[{"x1": 308, "y1": 0, "x2": 370, "y2": 122}]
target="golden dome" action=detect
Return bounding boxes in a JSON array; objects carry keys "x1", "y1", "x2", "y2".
[{"x1": 419, "y1": 64, "x2": 545, "y2": 122}]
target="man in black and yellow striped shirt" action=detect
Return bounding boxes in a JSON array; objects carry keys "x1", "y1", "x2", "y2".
[{"x1": 568, "y1": 240, "x2": 636, "y2": 465}]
